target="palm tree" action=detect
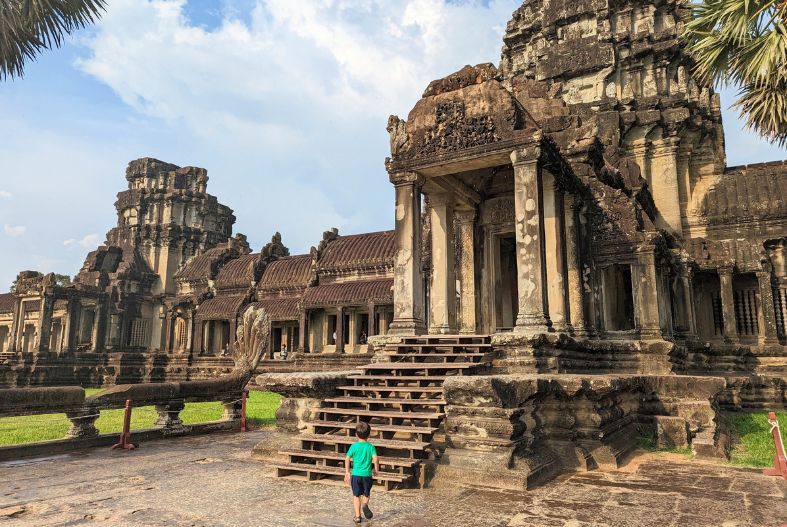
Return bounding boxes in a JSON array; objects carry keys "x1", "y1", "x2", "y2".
[
  {"x1": 0, "y1": 0, "x2": 106, "y2": 80},
  {"x1": 683, "y1": 0, "x2": 787, "y2": 146}
]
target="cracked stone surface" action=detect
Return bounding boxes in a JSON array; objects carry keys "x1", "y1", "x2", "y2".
[{"x1": 1, "y1": 431, "x2": 785, "y2": 526}]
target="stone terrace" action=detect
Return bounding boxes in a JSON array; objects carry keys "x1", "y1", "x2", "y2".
[{"x1": 1, "y1": 431, "x2": 785, "y2": 527}]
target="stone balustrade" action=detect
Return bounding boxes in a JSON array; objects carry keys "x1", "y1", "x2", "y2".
[
  {"x1": 255, "y1": 371, "x2": 355, "y2": 433},
  {"x1": 0, "y1": 374, "x2": 248, "y2": 460}
]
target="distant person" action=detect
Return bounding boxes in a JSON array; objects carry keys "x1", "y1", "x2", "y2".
[
  {"x1": 344, "y1": 422, "x2": 379, "y2": 523},
  {"x1": 359, "y1": 330, "x2": 367, "y2": 344},
  {"x1": 280, "y1": 344, "x2": 288, "y2": 360}
]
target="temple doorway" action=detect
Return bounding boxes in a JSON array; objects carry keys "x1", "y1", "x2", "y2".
[{"x1": 495, "y1": 234, "x2": 519, "y2": 331}]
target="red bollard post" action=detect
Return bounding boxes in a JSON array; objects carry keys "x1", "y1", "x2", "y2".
[
  {"x1": 241, "y1": 390, "x2": 248, "y2": 433},
  {"x1": 111, "y1": 399, "x2": 138, "y2": 451},
  {"x1": 763, "y1": 412, "x2": 787, "y2": 480}
]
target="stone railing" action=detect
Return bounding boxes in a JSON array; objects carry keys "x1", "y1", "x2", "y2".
[
  {"x1": 251, "y1": 371, "x2": 354, "y2": 463},
  {"x1": 435, "y1": 373, "x2": 729, "y2": 490},
  {"x1": 254, "y1": 371, "x2": 354, "y2": 433},
  {"x1": 0, "y1": 374, "x2": 248, "y2": 461}
]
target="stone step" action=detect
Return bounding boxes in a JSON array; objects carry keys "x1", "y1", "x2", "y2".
[
  {"x1": 352, "y1": 375, "x2": 448, "y2": 384},
  {"x1": 305, "y1": 420, "x2": 438, "y2": 439},
  {"x1": 281, "y1": 448, "x2": 418, "y2": 468},
  {"x1": 298, "y1": 433, "x2": 430, "y2": 452},
  {"x1": 359, "y1": 362, "x2": 480, "y2": 372},
  {"x1": 386, "y1": 343, "x2": 492, "y2": 351},
  {"x1": 382, "y1": 353, "x2": 489, "y2": 362},
  {"x1": 401, "y1": 335, "x2": 490, "y2": 345},
  {"x1": 317, "y1": 407, "x2": 444, "y2": 424},
  {"x1": 339, "y1": 385, "x2": 444, "y2": 395},
  {"x1": 325, "y1": 396, "x2": 446, "y2": 407},
  {"x1": 272, "y1": 462, "x2": 410, "y2": 490}
]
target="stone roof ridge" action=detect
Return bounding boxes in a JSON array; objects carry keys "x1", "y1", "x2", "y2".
[
  {"x1": 260, "y1": 231, "x2": 290, "y2": 261},
  {"x1": 309, "y1": 228, "x2": 340, "y2": 273},
  {"x1": 422, "y1": 63, "x2": 499, "y2": 98}
]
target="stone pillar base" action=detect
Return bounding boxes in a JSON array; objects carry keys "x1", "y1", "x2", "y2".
[
  {"x1": 428, "y1": 324, "x2": 456, "y2": 335},
  {"x1": 388, "y1": 319, "x2": 426, "y2": 336},
  {"x1": 514, "y1": 314, "x2": 551, "y2": 335}
]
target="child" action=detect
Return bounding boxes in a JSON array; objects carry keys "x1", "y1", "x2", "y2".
[{"x1": 344, "y1": 421, "x2": 379, "y2": 523}]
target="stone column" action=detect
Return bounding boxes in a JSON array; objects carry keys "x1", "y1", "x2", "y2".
[
  {"x1": 632, "y1": 250, "x2": 663, "y2": 339},
  {"x1": 298, "y1": 310, "x2": 308, "y2": 352},
  {"x1": 192, "y1": 319, "x2": 204, "y2": 354},
  {"x1": 756, "y1": 271, "x2": 779, "y2": 345},
  {"x1": 676, "y1": 143, "x2": 693, "y2": 232},
  {"x1": 542, "y1": 171, "x2": 568, "y2": 331},
  {"x1": 162, "y1": 312, "x2": 173, "y2": 353},
  {"x1": 185, "y1": 313, "x2": 194, "y2": 354},
  {"x1": 676, "y1": 267, "x2": 698, "y2": 340},
  {"x1": 91, "y1": 300, "x2": 107, "y2": 352},
  {"x1": 228, "y1": 317, "x2": 238, "y2": 354},
  {"x1": 429, "y1": 192, "x2": 457, "y2": 334},
  {"x1": 563, "y1": 193, "x2": 586, "y2": 336},
  {"x1": 10, "y1": 299, "x2": 25, "y2": 353},
  {"x1": 456, "y1": 209, "x2": 477, "y2": 334},
  {"x1": 65, "y1": 299, "x2": 80, "y2": 352},
  {"x1": 335, "y1": 306, "x2": 345, "y2": 353},
  {"x1": 718, "y1": 267, "x2": 738, "y2": 343},
  {"x1": 36, "y1": 297, "x2": 54, "y2": 353},
  {"x1": 367, "y1": 303, "x2": 376, "y2": 337},
  {"x1": 388, "y1": 172, "x2": 427, "y2": 335},
  {"x1": 649, "y1": 136, "x2": 682, "y2": 235},
  {"x1": 511, "y1": 146, "x2": 551, "y2": 334}
]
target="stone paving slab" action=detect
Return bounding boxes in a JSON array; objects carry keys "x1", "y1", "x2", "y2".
[{"x1": 0, "y1": 431, "x2": 785, "y2": 527}]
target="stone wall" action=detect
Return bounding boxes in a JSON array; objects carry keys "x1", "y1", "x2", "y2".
[{"x1": 434, "y1": 373, "x2": 728, "y2": 490}]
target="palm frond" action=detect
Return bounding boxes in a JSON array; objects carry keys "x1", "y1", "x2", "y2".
[
  {"x1": 684, "y1": 0, "x2": 787, "y2": 145},
  {"x1": 0, "y1": 0, "x2": 106, "y2": 80}
]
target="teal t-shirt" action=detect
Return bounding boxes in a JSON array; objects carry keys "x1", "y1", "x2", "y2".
[{"x1": 346, "y1": 441, "x2": 377, "y2": 477}]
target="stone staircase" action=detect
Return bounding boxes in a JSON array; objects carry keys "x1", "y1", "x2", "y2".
[{"x1": 272, "y1": 335, "x2": 492, "y2": 489}]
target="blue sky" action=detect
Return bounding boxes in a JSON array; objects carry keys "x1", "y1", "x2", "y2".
[{"x1": 0, "y1": 0, "x2": 785, "y2": 291}]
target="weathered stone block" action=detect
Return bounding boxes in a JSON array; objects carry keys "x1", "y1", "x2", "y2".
[{"x1": 654, "y1": 416, "x2": 689, "y2": 449}]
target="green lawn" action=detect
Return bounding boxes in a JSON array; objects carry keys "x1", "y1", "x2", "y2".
[
  {"x1": 0, "y1": 389, "x2": 281, "y2": 447},
  {"x1": 728, "y1": 411, "x2": 787, "y2": 468},
  {"x1": 639, "y1": 411, "x2": 787, "y2": 467}
]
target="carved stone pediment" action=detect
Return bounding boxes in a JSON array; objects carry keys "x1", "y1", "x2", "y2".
[{"x1": 389, "y1": 64, "x2": 540, "y2": 165}]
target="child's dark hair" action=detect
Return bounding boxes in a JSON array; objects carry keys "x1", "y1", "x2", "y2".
[{"x1": 356, "y1": 421, "x2": 371, "y2": 440}]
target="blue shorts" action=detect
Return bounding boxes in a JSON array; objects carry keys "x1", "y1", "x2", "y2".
[{"x1": 350, "y1": 475, "x2": 373, "y2": 497}]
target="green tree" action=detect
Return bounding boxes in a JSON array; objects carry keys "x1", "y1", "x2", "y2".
[
  {"x1": 683, "y1": 0, "x2": 787, "y2": 146},
  {"x1": 0, "y1": 0, "x2": 106, "y2": 80}
]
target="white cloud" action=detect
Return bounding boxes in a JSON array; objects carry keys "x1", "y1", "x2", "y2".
[
  {"x1": 4, "y1": 224, "x2": 27, "y2": 237},
  {"x1": 77, "y1": 0, "x2": 517, "y2": 142},
  {"x1": 0, "y1": 190, "x2": 11, "y2": 199},
  {"x1": 64, "y1": 233, "x2": 102, "y2": 248}
]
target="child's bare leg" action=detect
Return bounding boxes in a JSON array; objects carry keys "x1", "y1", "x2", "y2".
[
  {"x1": 362, "y1": 495, "x2": 370, "y2": 507},
  {"x1": 353, "y1": 496, "x2": 361, "y2": 518}
]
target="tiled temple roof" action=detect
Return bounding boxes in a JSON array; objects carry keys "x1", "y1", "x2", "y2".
[
  {"x1": 302, "y1": 278, "x2": 393, "y2": 307},
  {"x1": 0, "y1": 293, "x2": 15, "y2": 313},
  {"x1": 215, "y1": 254, "x2": 260, "y2": 290},
  {"x1": 319, "y1": 231, "x2": 395, "y2": 271},
  {"x1": 699, "y1": 162, "x2": 787, "y2": 225},
  {"x1": 258, "y1": 255, "x2": 312, "y2": 290},
  {"x1": 248, "y1": 298, "x2": 300, "y2": 321},
  {"x1": 174, "y1": 247, "x2": 226, "y2": 281},
  {"x1": 195, "y1": 295, "x2": 246, "y2": 320}
]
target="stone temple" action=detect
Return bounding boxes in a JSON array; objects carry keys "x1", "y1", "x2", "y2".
[{"x1": 1, "y1": 0, "x2": 786, "y2": 490}]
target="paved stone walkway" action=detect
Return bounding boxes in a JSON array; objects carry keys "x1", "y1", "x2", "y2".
[{"x1": 1, "y1": 431, "x2": 785, "y2": 526}]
